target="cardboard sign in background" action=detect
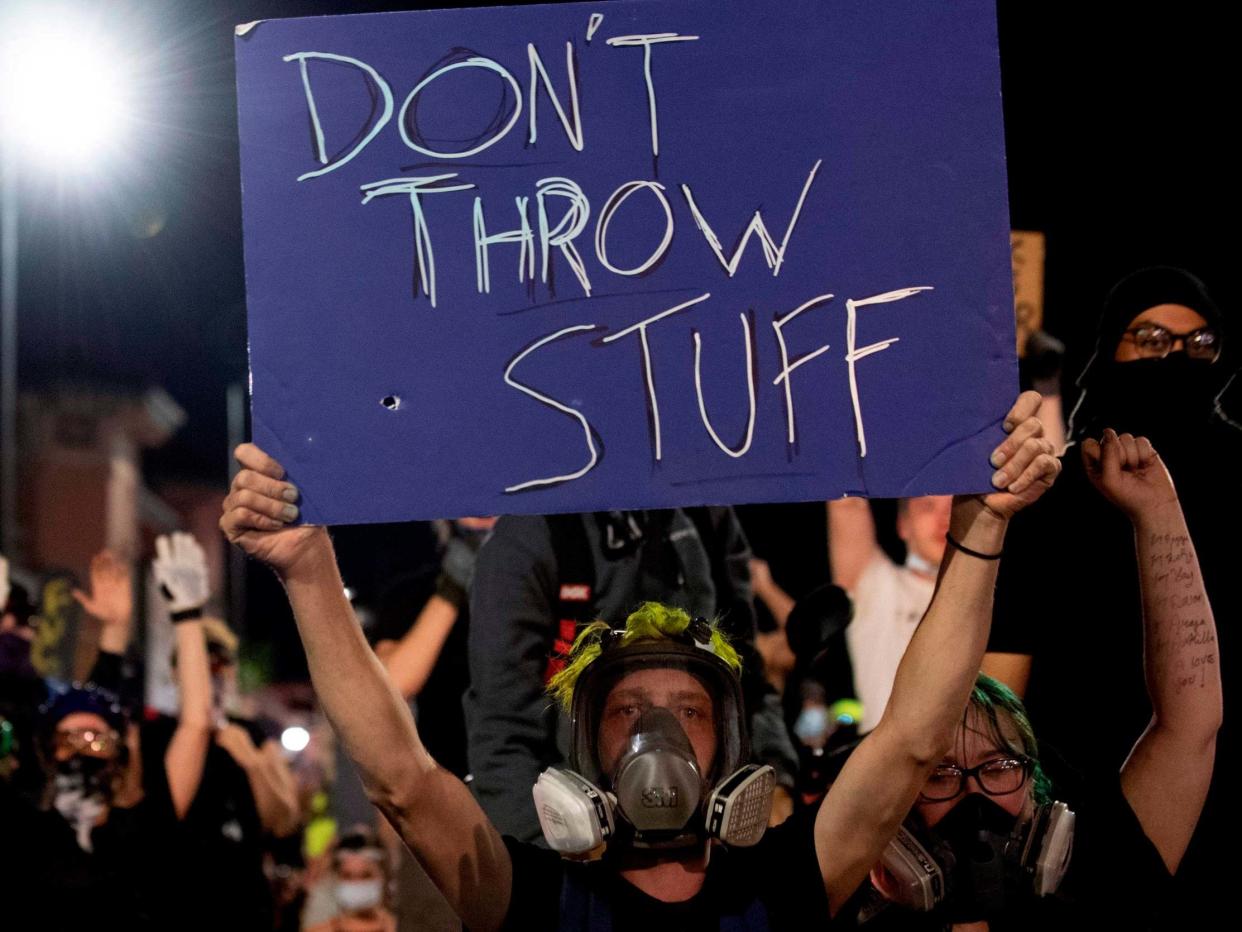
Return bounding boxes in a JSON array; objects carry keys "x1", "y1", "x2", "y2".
[{"x1": 235, "y1": 0, "x2": 1015, "y2": 524}]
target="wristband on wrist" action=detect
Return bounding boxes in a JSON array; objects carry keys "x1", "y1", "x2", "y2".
[
  {"x1": 170, "y1": 607, "x2": 204, "y2": 623},
  {"x1": 945, "y1": 532, "x2": 1003, "y2": 561}
]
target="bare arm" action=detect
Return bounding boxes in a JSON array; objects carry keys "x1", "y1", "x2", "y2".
[
  {"x1": 827, "y1": 497, "x2": 881, "y2": 591},
  {"x1": 1083, "y1": 430, "x2": 1221, "y2": 872},
  {"x1": 217, "y1": 725, "x2": 301, "y2": 837},
  {"x1": 814, "y1": 393, "x2": 1059, "y2": 913},
  {"x1": 980, "y1": 652, "x2": 1031, "y2": 697},
  {"x1": 221, "y1": 445, "x2": 511, "y2": 932},
  {"x1": 165, "y1": 619, "x2": 213, "y2": 819},
  {"x1": 256, "y1": 739, "x2": 301, "y2": 837},
  {"x1": 749, "y1": 558, "x2": 795, "y2": 628},
  {"x1": 382, "y1": 593, "x2": 459, "y2": 699}
]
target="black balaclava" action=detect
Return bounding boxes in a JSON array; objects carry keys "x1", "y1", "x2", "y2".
[{"x1": 1069, "y1": 267, "x2": 1237, "y2": 452}]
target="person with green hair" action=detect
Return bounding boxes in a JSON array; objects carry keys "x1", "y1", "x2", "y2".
[
  {"x1": 220, "y1": 391, "x2": 1060, "y2": 930},
  {"x1": 854, "y1": 428, "x2": 1221, "y2": 930}
]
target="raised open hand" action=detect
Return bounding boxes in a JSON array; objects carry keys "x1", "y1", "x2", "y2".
[
  {"x1": 153, "y1": 532, "x2": 211, "y2": 614},
  {"x1": 72, "y1": 549, "x2": 133, "y2": 628}
]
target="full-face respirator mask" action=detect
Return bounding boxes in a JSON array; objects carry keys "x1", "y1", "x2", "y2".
[
  {"x1": 533, "y1": 626, "x2": 775, "y2": 859},
  {"x1": 873, "y1": 793, "x2": 1075, "y2": 923}
]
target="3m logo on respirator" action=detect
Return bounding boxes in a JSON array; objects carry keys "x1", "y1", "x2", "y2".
[{"x1": 641, "y1": 786, "x2": 680, "y2": 808}]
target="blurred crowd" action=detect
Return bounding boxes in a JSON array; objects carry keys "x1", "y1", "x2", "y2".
[{"x1": 1, "y1": 266, "x2": 1233, "y2": 929}]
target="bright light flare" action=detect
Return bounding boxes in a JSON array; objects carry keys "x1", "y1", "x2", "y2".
[
  {"x1": 0, "y1": 14, "x2": 135, "y2": 168},
  {"x1": 281, "y1": 726, "x2": 311, "y2": 753}
]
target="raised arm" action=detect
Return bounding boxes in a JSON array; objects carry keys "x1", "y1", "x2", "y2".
[
  {"x1": 814, "y1": 392, "x2": 1060, "y2": 913},
  {"x1": 384, "y1": 525, "x2": 481, "y2": 698},
  {"x1": 827, "y1": 497, "x2": 880, "y2": 591},
  {"x1": 74, "y1": 549, "x2": 134, "y2": 689},
  {"x1": 220, "y1": 445, "x2": 511, "y2": 931},
  {"x1": 155, "y1": 533, "x2": 215, "y2": 819},
  {"x1": 382, "y1": 594, "x2": 459, "y2": 699},
  {"x1": 1082, "y1": 429, "x2": 1221, "y2": 872},
  {"x1": 216, "y1": 723, "x2": 302, "y2": 838}
]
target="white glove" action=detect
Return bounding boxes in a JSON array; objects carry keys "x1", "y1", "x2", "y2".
[
  {"x1": 153, "y1": 533, "x2": 210, "y2": 616},
  {"x1": 0, "y1": 554, "x2": 10, "y2": 613}
]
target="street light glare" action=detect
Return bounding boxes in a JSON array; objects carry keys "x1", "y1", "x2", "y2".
[
  {"x1": 1, "y1": 16, "x2": 133, "y2": 167},
  {"x1": 281, "y1": 726, "x2": 311, "y2": 753}
]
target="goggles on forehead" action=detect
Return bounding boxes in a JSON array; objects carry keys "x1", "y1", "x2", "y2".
[{"x1": 54, "y1": 726, "x2": 120, "y2": 758}]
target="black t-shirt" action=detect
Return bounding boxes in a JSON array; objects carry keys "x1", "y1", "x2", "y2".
[
  {"x1": 838, "y1": 777, "x2": 1172, "y2": 932},
  {"x1": 989, "y1": 440, "x2": 1236, "y2": 922},
  {"x1": 501, "y1": 807, "x2": 831, "y2": 930},
  {"x1": 1, "y1": 779, "x2": 179, "y2": 929},
  {"x1": 140, "y1": 713, "x2": 274, "y2": 931}
]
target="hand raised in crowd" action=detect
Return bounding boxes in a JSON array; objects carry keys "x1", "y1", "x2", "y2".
[
  {"x1": 1081, "y1": 428, "x2": 1178, "y2": 520},
  {"x1": 215, "y1": 722, "x2": 260, "y2": 769},
  {"x1": 72, "y1": 548, "x2": 133, "y2": 629},
  {"x1": 152, "y1": 532, "x2": 211, "y2": 614},
  {"x1": 220, "y1": 443, "x2": 323, "y2": 577},
  {"x1": 974, "y1": 390, "x2": 1061, "y2": 519}
]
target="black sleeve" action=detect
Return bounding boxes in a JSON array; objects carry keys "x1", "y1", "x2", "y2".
[
  {"x1": 463, "y1": 516, "x2": 561, "y2": 843},
  {"x1": 730, "y1": 804, "x2": 833, "y2": 929},
  {"x1": 87, "y1": 650, "x2": 125, "y2": 693},
  {"x1": 989, "y1": 470, "x2": 1063, "y2": 656},
  {"x1": 499, "y1": 836, "x2": 563, "y2": 931},
  {"x1": 1056, "y1": 777, "x2": 1172, "y2": 927},
  {"x1": 709, "y1": 508, "x2": 800, "y2": 787}
]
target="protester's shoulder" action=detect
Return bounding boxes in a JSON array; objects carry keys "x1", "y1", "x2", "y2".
[
  {"x1": 720, "y1": 805, "x2": 833, "y2": 927},
  {"x1": 1074, "y1": 776, "x2": 1171, "y2": 883},
  {"x1": 478, "y1": 514, "x2": 557, "y2": 565},
  {"x1": 499, "y1": 835, "x2": 563, "y2": 931}
]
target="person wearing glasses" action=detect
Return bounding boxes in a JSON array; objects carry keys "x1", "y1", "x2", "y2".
[
  {"x1": 7, "y1": 536, "x2": 216, "y2": 929},
  {"x1": 855, "y1": 429, "x2": 1220, "y2": 930},
  {"x1": 984, "y1": 267, "x2": 1236, "y2": 923},
  {"x1": 218, "y1": 392, "x2": 1061, "y2": 930}
]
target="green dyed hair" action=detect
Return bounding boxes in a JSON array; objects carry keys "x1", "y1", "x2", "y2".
[
  {"x1": 966, "y1": 673, "x2": 1052, "y2": 805},
  {"x1": 547, "y1": 602, "x2": 742, "y2": 713}
]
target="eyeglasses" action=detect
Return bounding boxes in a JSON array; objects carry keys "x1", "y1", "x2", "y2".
[
  {"x1": 919, "y1": 755, "x2": 1032, "y2": 802},
  {"x1": 54, "y1": 727, "x2": 119, "y2": 758},
  {"x1": 1121, "y1": 325, "x2": 1221, "y2": 362}
]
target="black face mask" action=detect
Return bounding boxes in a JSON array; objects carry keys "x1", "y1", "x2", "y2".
[
  {"x1": 52, "y1": 755, "x2": 115, "y2": 851},
  {"x1": 924, "y1": 794, "x2": 1025, "y2": 924},
  {"x1": 1088, "y1": 355, "x2": 1220, "y2": 454}
]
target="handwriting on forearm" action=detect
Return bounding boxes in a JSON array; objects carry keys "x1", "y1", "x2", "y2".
[{"x1": 1147, "y1": 532, "x2": 1217, "y2": 693}]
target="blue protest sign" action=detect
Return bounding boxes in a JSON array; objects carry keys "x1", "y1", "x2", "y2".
[{"x1": 235, "y1": 0, "x2": 1015, "y2": 525}]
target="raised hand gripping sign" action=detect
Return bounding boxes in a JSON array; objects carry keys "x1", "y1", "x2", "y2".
[{"x1": 235, "y1": 0, "x2": 1015, "y2": 524}]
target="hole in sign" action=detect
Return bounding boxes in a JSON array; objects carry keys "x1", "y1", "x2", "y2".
[{"x1": 380, "y1": 395, "x2": 401, "y2": 411}]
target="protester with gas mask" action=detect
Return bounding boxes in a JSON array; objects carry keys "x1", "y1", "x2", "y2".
[
  {"x1": 985, "y1": 267, "x2": 1236, "y2": 919},
  {"x1": 2, "y1": 534, "x2": 216, "y2": 927},
  {"x1": 304, "y1": 825, "x2": 398, "y2": 932},
  {"x1": 858, "y1": 429, "x2": 1221, "y2": 929},
  {"x1": 220, "y1": 391, "x2": 1057, "y2": 929}
]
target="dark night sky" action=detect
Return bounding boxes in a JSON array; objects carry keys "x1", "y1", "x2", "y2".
[
  {"x1": 15, "y1": 1, "x2": 1235, "y2": 485},
  {"x1": 9, "y1": 1, "x2": 1235, "y2": 675}
]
